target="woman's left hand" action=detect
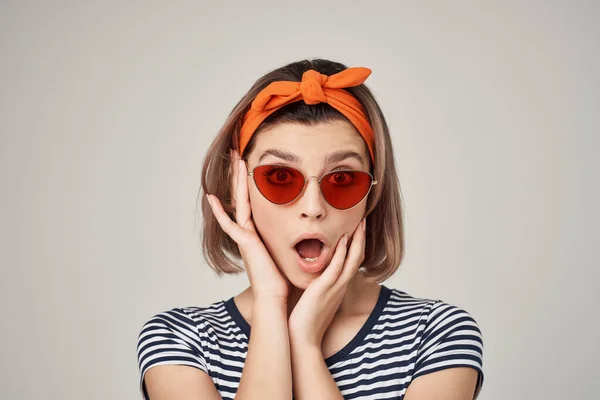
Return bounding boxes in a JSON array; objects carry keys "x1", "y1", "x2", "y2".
[{"x1": 287, "y1": 217, "x2": 367, "y2": 350}]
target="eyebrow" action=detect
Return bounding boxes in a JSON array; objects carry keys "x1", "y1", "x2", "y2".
[{"x1": 257, "y1": 148, "x2": 365, "y2": 166}]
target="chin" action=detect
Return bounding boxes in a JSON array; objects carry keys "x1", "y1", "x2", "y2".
[
  {"x1": 287, "y1": 276, "x2": 313, "y2": 291},
  {"x1": 282, "y1": 267, "x2": 323, "y2": 290}
]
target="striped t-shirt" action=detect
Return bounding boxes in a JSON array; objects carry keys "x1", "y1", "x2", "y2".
[{"x1": 137, "y1": 285, "x2": 484, "y2": 399}]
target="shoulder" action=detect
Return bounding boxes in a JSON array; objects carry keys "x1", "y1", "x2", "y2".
[
  {"x1": 136, "y1": 300, "x2": 232, "y2": 371},
  {"x1": 138, "y1": 300, "x2": 231, "y2": 337},
  {"x1": 385, "y1": 287, "x2": 483, "y2": 339},
  {"x1": 136, "y1": 306, "x2": 213, "y2": 372},
  {"x1": 138, "y1": 306, "x2": 210, "y2": 339},
  {"x1": 136, "y1": 301, "x2": 230, "y2": 399},
  {"x1": 384, "y1": 287, "x2": 484, "y2": 391}
]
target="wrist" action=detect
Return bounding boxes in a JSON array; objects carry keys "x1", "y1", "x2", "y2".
[
  {"x1": 289, "y1": 333, "x2": 321, "y2": 353},
  {"x1": 252, "y1": 295, "x2": 288, "y2": 311}
]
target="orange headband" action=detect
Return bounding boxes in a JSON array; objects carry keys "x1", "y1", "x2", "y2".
[{"x1": 239, "y1": 67, "x2": 375, "y2": 162}]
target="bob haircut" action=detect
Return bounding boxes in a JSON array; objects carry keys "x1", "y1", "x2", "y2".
[{"x1": 199, "y1": 58, "x2": 405, "y2": 283}]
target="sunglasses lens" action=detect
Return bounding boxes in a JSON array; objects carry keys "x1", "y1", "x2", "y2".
[
  {"x1": 321, "y1": 171, "x2": 373, "y2": 209},
  {"x1": 253, "y1": 165, "x2": 305, "y2": 204},
  {"x1": 252, "y1": 165, "x2": 373, "y2": 209}
]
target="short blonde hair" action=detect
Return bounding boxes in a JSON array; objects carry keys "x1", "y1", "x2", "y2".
[{"x1": 198, "y1": 58, "x2": 405, "y2": 283}]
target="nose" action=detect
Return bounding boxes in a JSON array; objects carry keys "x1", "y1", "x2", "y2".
[{"x1": 297, "y1": 176, "x2": 327, "y2": 220}]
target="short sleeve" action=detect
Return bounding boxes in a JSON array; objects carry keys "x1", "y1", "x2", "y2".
[
  {"x1": 136, "y1": 308, "x2": 209, "y2": 400},
  {"x1": 413, "y1": 301, "x2": 484, "y2": 395}
]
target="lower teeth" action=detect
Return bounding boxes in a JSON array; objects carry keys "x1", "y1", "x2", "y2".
[{"x1": 302, "y1": 256, "x2": 318, "y2": 262}]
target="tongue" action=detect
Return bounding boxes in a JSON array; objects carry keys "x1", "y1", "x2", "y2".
[{"x1": 296, "y1": 239, "x2": 322, "y2": 258}]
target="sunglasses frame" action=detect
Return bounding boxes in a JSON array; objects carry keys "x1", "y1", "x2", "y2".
[{"x1": 246, "y1": 162, "x2": 378, "y2": 210}]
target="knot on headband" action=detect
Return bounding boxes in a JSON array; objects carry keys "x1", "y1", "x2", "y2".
[
  {"x1": 299, "y1": 70, "x2": 327, "y2": 104},
  {"x1": 239, "y1": 67, "x2": 375, "y2": 162}
]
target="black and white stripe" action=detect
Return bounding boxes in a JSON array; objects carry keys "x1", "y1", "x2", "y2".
[{"x1": 137, "y1": 285, "x2": 484, "y2": 399}]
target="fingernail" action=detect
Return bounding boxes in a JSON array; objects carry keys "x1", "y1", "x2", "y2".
[
  {"x1": 206, "y1": 194, "x2": 213, "y2": 206},
  {"x1": 361, "y1": 218, "x2": 366, "y2": 231},
  {"x1": 342, "y1": 233, "x2": 348, "y2": 246}
]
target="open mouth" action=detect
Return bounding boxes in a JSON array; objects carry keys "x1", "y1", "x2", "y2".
[
  {"x1": 295, "y1": 239, "x2": 325, "y2": 262},
  {"x1": 294, "y1": 238, "x2": 328, "y2": 273}
]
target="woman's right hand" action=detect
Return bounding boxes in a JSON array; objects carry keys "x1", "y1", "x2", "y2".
[{"x1": 206, "y1": 149, "x2": 291, "y2": 301}]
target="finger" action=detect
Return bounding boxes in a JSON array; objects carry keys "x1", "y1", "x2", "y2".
[
  {"x1": 230, "y1": 150, "x2": 239, "y2": 211},
  {"x1": 235, "y1": 159, "x2": 253, "y2": 229},
  {"x1": 337, "y1": 218, "x2": 367, "y2": 286},
  {"x1": 206, "y1": 194, "x2": 246, "y2": 244},
  {"x1": 319, "y1": 233, "x2": 349, "y2": 287}
]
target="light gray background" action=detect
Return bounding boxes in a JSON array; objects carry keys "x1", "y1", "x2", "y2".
[{"x1": 1, "y1": 1, "x2": 598, "y2": 399}]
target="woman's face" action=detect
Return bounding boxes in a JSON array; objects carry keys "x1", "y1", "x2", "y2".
[{"x1": 245, "y1": 120, "x2": 371, "y2": 289}]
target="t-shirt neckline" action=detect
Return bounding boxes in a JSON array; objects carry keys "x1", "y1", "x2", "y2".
[{"x1": 224, "y1": 284, "x2": 392, "y2": 367}]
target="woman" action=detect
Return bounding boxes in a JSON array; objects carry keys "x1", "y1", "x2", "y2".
[{"x1": 137, "y1": 58, "x2": 484, "y2": 399}]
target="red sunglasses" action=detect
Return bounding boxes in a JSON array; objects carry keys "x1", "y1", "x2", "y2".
[{"x1": 247, "y1": 164, "x2": 378, "y2": 210}]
